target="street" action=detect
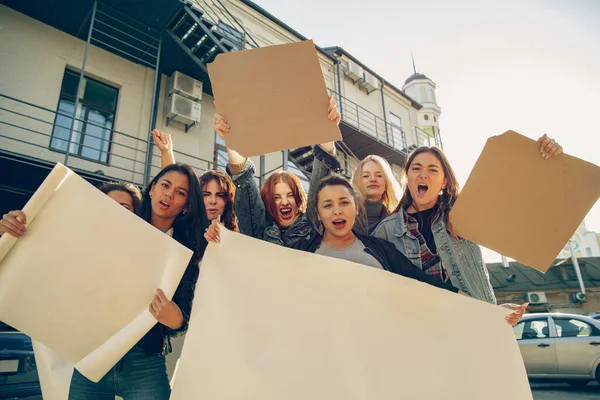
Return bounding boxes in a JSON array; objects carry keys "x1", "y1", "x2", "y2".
[{"x1": 531, "y1": 381, "x2": 600, "y2": 400}]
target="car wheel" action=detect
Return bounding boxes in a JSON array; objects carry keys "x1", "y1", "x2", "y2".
[{"x1": 567, "y1": 380, "x2": 589, "y2": 387}]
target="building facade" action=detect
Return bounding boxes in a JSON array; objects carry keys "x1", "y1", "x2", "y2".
[
  {"x1": 557, "y1": 221, "x2": 600, "y2": 259},
  {"x1": 0, "y1": 0, "x2": 442, "y2": 211},
  {"x1": 488, "y1": 257, "x2": 600, "y2": 315}
]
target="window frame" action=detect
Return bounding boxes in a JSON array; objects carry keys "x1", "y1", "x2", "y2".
[
  {"x1": 514, "y1": 317, "x2": 552, "y2": 341},
  {"x1": 49, "y1": 69, "x2": 119, "y2": 165},
  {"x1": 552, "y1": 317, "x2": 600, "y2": 339}
]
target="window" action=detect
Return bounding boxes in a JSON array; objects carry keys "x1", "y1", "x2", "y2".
[
  {"x1": 389, "y1": 113, "x2": 403, "y2": 150},
  {"x1": 514, "y1": 318, "x2": 550, "y2": 340},
  {"x1": 419, "y1": 87, "x2": 427, "y2": 102},
  {"x1": 217, "y1": 21, "x2": 244, "y2": 50},
  {"x1": 50, "y1": 69, "x2": 118, "y2": 164},
  {"x1": 554, "y1": 318, "x2": 600, "y2": 338},
  {"x1": 286, "y1": 160, "x2": 309, "y2": 193},
  {"x1": 214, "y1": 133, "x2": 229, "y2": 169}
]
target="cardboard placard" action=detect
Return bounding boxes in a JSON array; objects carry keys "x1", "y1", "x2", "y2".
[
  {"x1": 450, "y1": 131, "x2": 600, "y2": 272},
  {"x1": 208, "y1": 40, "x2": 341, "y2": 157}
]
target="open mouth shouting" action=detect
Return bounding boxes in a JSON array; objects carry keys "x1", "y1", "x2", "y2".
[
  {"x1": 332, "y1": 218, "x2": 347, "y2": 230},
  {"x1": 417, "y1": 183, "x2": 429, "y2": 196},
  {"x1": 279, "y1": 207, "x2": 293, "y2": 221}
]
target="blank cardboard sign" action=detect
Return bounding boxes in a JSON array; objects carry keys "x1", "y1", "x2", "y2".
[
  {"x1": 449, "y1": 131, "x2": 600, "y2": 272},
  {"x1": 208, "y1": 40, "x2": 341, "y2": 157}
]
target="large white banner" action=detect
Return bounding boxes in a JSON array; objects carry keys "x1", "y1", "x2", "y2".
[
  {"x1": 171, "y1": 228, "x2": 532, "y2": 399},
  {"x1": 0, "y1": 163, "x2": 193, "y2": 387}
]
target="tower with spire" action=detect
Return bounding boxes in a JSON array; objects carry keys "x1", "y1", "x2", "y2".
[{"x1": 402, "y1": 55, "x2": 442, "y2": 147}]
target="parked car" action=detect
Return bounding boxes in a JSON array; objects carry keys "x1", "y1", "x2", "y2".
[
  {"x1": 586, "y1": 312, "x2": 600, "y2": 321},
  {"x1": 0, "y1": 321, "x2": 41, "y2": 398},
  {"x1": 513, "y1": 313, "x2": 600, "y2": 387}
]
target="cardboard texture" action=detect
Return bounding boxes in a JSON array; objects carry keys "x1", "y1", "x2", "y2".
[
  {"x1": 450, "y1": 130, "x2": 600, "y2": 272},
  {"x1": 208, "y1": 40, "x2": 342, "y2": 157},
  {"x1": 0, "y1": 163, "x2": 193, "y2": 384},
  {"x1": 171, "y1": 229, "x2": 532, "y2": 400}
]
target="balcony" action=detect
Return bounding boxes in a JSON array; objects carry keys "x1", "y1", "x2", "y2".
[
  {"x1": 0, "y1": 93, "x2": 220, "y2": 189},
  {"x1": 328, "y1": 89, "x2": 442, "y2": 167}
]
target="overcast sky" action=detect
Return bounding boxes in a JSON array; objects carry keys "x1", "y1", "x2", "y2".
[{"x1": 254, "y1": 0, "x2": 600, "y2": 261}]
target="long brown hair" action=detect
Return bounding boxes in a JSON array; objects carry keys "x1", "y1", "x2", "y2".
[
  {"x1": 395, "y1": 147, "x2": 459, "y2": 229},
  {"x1": 199, "y1": 169, "x2": 239, "y2": 232},
  {"x1": 260, "y1": 171, "x2": 307, "y2": 226}
]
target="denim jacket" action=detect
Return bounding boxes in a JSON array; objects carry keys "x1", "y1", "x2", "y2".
[
  {"x1": 228, "y1": 145, "x2": 341, "y2": 247},
  {"x1": 373, "y1": 210, "x2": 496, "y2": 304}
]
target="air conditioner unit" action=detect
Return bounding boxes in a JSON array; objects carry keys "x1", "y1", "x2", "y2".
[
  {"x1": 344, "y1": 60, "x2": 364, "y2": 82},
  {"x1": 526, "y1": 292, "x2": 548, "y2": 305},
  {"x1": 360, "y1": 71, "x2": 380, "y2": 93},
  {"x1": 169, "y1": 71, "x2": 203, "y2": 101},
  {"x1": 167, "y1": 93, "x2": 201, "y2": 127}
]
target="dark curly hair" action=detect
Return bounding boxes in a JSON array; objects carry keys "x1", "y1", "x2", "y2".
[{"x1": 199, "y1": 169, "x2": 239, "y2": 232}]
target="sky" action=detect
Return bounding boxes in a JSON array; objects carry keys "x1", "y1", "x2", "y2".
[{"x1": 254, "y1": 0, "x2": 600, "y2": 261}]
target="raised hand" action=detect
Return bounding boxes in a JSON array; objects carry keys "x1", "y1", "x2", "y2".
[{"x1": 537, "y1": 134, "x2": 562, "y2": 159}]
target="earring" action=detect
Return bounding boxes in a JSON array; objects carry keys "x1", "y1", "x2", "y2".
[{"x1": 182, "y1": 211, "x2": 187, "y2": 215}]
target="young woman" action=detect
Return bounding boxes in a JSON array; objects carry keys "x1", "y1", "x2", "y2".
[
  {"x1": 351, "y1": 155, "x2": 402, "y2": 234},
  {"x1": 1, "y1": 164, "x2": 209, "y2": 399},
  {"x1": 373, "y1": 135, "x2": 563, "y2": 325},
  {"x1": 213, "y1": 96, "x2": 342, "y2": 246},
  {"x1": 153, "y1": 129, "x2": 239, "y2": 232},
  {"x1": 98, "y1": 180, "x2": 142, "y2": 212},
  {"x1": 199, "y1": 169, "x2": 239, "y2": 232},
  {"x1": 204, "y1": 175, "x2": 459, "y2": 293}
]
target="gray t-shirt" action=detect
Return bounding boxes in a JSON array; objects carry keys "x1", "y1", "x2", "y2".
[{"x1": 315, "y1": 238, "x2": 383, "y2": 269}]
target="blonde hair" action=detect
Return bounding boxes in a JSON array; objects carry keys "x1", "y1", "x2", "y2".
[{"x1": 351, "y1": 155, "x2": 402, "y2": 213}]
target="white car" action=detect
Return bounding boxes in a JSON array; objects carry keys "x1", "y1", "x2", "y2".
[{"x1": 513, "y1": 313, "x2": 600, "y2": 386}]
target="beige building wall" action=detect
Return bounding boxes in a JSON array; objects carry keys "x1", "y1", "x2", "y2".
[
  {"x1": 2, "y1": 0, "x2": 427, "y2": 188},
  {"x1": 496, "y1": 288, "x2": 600, "y2": 315},
  {"x1": 0, "y1": 5, "x2": 156, "y2": 184}
]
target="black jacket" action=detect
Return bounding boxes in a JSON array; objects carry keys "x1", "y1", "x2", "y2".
[
  {"x1": 137, "y1": 259, "x2": 199, "y2": 356},
  {"x1": 291, "y1": 231, "x2": 459, "y2": 293}
]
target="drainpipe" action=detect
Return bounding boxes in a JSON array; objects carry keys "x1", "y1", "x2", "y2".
[
  {"x1": 64, "y1": 0, "x2": 97, "y2": 167},
  {"x1": 335, "y1": 60, "x2": 344, "y2": 120},
  {"x1": 144, "y1": 38, "x2": 162, "y2": 186},
  {"x1": 380, "y1": 80, "x2": 388, "y2": 143},
  {"x1": 568, "y1": 240, "x2": 586, "y2": 298}
]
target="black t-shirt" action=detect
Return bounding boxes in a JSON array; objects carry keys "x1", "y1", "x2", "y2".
[{"x1": 407, "y1": 207, "x2": 437, "y2": 253}]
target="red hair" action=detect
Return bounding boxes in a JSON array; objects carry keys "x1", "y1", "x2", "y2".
[{"x1": 260, "y1": 171, "x2": 307, "y2": 224}]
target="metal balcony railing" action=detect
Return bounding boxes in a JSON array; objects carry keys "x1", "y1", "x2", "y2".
[
  {"x1": 328, "y1": 89, "x2": 407, "y2": 153},
  {"x1": 0, "y1": 93, "x2": 223, "y2": 185}
]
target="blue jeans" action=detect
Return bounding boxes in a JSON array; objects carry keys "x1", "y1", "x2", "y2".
[{"x1": 68, "y1": 346, "x2": 170, "y2": 400}]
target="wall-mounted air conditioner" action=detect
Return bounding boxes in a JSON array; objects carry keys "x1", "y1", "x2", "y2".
[
  {"x1": 167, "y1": 93, "x2": 201, "y2": 129},
  {"x1": 169, "y1": 71, "x2": 203, "y2": 102},
  {"x1": 525, "y1": 292, "x2": 548, "y2": 305},
  {"x1": 360, "y1": 71, "x2": 380, "y2": 93},
  {"x1": 344, "y1": 60, "x2": 364, "y2": 82}
]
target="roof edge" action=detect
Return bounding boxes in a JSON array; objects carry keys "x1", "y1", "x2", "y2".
[{"x1": 238, "y1": 0, "x2": 336, "y2": 62}]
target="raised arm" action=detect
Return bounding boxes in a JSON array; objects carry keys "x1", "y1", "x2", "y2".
[
  {"x1": 152, "y1": 129, "x2": 175, "y2": 168},
  {"x1": 306, "y1": 97, "x2": 342, "y2": 225},
  {"x1": 215, "y1": 113, "x2": 269, "y2": 238}
]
